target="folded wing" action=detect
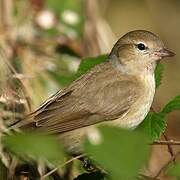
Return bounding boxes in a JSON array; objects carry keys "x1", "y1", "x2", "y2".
[{"x1": 12, "y1": 61, "x2": 142, "y2": 134}]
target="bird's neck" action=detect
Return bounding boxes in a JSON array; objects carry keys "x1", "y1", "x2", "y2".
[{"x1": 109, "y1": 54, "x2": 156, "y2": 76}]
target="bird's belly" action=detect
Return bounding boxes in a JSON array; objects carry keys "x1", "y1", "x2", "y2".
[
  {"x1": 110, "y1": 74, "x2": 155, "y2": 129},
  {"x1": 114, "y1": 97, "x2": 153, "y2": 129}
]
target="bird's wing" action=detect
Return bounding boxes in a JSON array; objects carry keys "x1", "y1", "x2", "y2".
[{"x1": 13, "y1": 61, "x2": 142, "y2": 133}]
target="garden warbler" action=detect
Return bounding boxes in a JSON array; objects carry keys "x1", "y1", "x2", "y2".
[{"x1": 12, "y1": 30, "x2": 175, "y2": 153}]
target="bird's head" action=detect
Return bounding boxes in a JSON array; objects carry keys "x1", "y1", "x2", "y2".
[{"x1": 109, "y1": 30, "x2": 175, "y2": 74}]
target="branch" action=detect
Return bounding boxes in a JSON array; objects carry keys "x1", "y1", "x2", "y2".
[
  {"x1": 163, "y1": 133, "x2": 175, "y2": 163},
  {"x1": 153, "y1": 151, "x2": 180, "y2": 179},
  {"x1": 152, "y1": 140, "x2": 180, "y2": 146}
]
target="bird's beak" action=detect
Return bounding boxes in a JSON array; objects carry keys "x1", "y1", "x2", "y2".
[{"x1": 154, "y1": 48, "x2": 175, "y2": 59}]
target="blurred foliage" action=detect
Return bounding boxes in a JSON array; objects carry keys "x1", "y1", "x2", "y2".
[
  {"x1": 3, "y1": 132, "x2": 64, "y2": 165},
  {"x1": 167, "y1": 163, "x2": 180, "y2": 178},
  {"x1": 84, "y1": 126, "x2": 150, "y2": 180},
  {"x1": 46, "y1": 0, "x2": 84, "y2": 37}
]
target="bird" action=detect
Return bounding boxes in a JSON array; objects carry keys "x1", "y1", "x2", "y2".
[{"x1": 11, "y1": 30, "x2": 175, "y2": 154}]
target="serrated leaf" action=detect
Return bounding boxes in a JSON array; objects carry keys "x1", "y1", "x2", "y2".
[
  {"x1": 167, "y1": 163, "x2": 180, "y2": 177},
  {"x1": 84, "y1": 126, "x2": 150, "y2": 180},
  {"x1": 162, "y1": 95, "x2": 180, "y2": 114},
  {"x1": 3, "y1": 132, "x2": 64, "y2": 165},
  {"x1": 137, "y1": 112, "x2": 166, "y2": 141},
  {"x1": 155, "y1": 63, "x2": 164, "y2": 88},
  {"x1": 76, "y1": 55, "x2": 108, "y2": 78}
]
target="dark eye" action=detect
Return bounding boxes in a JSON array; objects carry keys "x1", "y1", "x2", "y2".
[{"x1": 137, "y1": 43, "x2": 146, "y2": 50}]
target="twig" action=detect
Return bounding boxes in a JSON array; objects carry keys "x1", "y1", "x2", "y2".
[
  {"x1": 0, "y1": 48, "x2": 32, "y2": 112},
  {"x1": 153, "y1": 151, "x2": 180, "y2": 179},
  {"x1": 152, "y1": 140, "x2": 180, "y2": 146},
  {"x1": 84, "y1": 0, "x2": 101, "y2": 56},
  {"x1": 40, "y1": 154, "x2": 86, "y2": 180},
  {"x1": 139, "y1": 174, "x2": 160, "y2": 180},
  {"x1": 163, "y1": 133, "x2": 175, "y2": 163}
]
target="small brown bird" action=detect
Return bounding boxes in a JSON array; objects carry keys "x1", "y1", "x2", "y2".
[{"x1": 12, "y1": 30, "x2": 175, "y2": 153}]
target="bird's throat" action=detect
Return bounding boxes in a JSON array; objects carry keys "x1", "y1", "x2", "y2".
[{"x1": 109, "y1": 55, "x2": 156, "y2": 76}]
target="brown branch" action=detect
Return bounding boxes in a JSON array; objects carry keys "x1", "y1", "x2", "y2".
[
  {"x1": 84, "y1": 0, "x2": 101, "y2": 56},
  {"x1": 0, "y1": 0, "x2": 13, "y2": 31},
  {"x1": 150, "y1": 106, "x2": 176, "y2": 162},
  {"x1": 0, "y1": 48, "x2": 32, "y2": 112},
  {"x1": 139, "y1": 174, "x2": 160, "y2": 180},
  {"x1": 152, "y1": 140, "x2": 180, "y2": 146},
  {"x1": 153, "y1": 151, "x2": 180, "y2": 179},
  {"x1": 163, "y1": 133, "x2": 175, "y2": 163}
]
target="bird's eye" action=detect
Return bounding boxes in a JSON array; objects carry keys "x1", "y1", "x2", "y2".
[{"x1": 137, "y1": 43, "x2": 146, "y2": 51}]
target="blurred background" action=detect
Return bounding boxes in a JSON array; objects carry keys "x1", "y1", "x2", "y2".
[{"x1": 0, "y1": 0, "x2": 179, "y2": 179}]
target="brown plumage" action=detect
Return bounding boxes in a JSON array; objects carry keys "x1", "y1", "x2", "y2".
[
  {"x1": 14, "y1": 62, "x2": 142, "y2": 133},
  {"x1": 10, "y1": 30, "x2": 175, "y2": 153}
]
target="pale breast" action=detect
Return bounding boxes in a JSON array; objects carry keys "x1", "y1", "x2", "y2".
[{"x1": 112, "y1": 73, "x2": 155, "y2": 128}]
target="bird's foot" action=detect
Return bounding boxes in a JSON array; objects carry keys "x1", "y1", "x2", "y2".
[{"x1": 83, "y1": 158, "x2": 97, "y2": 172}]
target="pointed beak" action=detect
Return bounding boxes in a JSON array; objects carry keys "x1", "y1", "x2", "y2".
[{"x1": 154, "y1": 48, "x2": 175, "y2": 58}]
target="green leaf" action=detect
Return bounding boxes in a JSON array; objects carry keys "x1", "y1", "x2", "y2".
[
  {"x1": 167, "y1": 163, "x2": 180, "y2": 177},
  {"x1": 3, "y1": 132, "x2": 64, "y2": 165},
  {"x1": 49, "y1": 55, "x2": 108, "y2": 86},
  {"x1": 48, "y1": 71, "x2": 76, "y2": 86},
  {"x1": 137, "y1": 112, "x2": 166, "y2": 141},
  {"x1": 155, "y1": 63, "x2": 164, "y2": 88},
  {"x1": 84, "y1": 126, "x2": 150, "y2": 180},
  {"x1": 162, "y1": 95, "x2": 180, "y2": 114},
  {"x1": 76, "y1": 55, "x2": 108, "y2": 78}
]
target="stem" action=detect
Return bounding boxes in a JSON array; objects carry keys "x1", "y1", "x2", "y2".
[
  {"x1": 152, "y1": 140, "x2": 180, "y2": 146},
  {"x1": 153, "y1": 151, "x2": 180, "y2": 178}
]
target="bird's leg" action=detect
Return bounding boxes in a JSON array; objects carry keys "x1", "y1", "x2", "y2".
[
  {"x1": 80, "y1": 156, "x2": 97, "y2": 172},
  {"x1": 70, "y1": 153, "x2": 95, "y2": 172},
  {"x1": 71, "y1": 153, "x2": 105, "y2": 173}
]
